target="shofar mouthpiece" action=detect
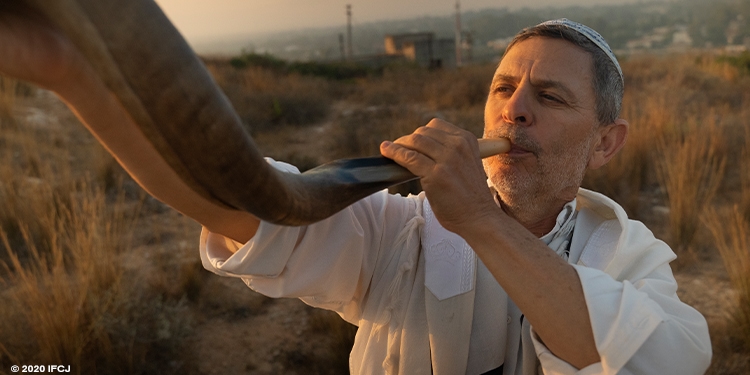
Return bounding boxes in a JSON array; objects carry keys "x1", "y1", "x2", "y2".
[{"x1": 478, "y1": 138, "x2": 511, "y2": 158}]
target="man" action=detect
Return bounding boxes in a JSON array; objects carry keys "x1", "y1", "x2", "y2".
[
  {"x1": 0, "y1": 9, "x2": 710, "y2": 374},
  {"x1": 200, "y1": 19, "x2": 711, "y2": 374}
]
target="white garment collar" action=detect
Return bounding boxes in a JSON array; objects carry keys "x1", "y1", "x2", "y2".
[
  {"x1": 540, "y1": 199, "x2": 577, "y2": 244},
  {"x1": 540, "y1": 199, "x2": 578, "y2": 260}
]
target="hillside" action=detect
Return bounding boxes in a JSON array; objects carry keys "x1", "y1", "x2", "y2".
[{"x1": 194, "y1": 0, "x2": 750, "y2": 62}]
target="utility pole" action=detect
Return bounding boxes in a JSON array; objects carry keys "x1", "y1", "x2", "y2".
[
  {"x1": 339, "y1": 33, "x2": 346, "y2": 61},
  {"x1": 455, "y1": 1, "x2": 462, "y2": 67},
  {"x1": 346, "y1": 4, "x2": 353, "y2": 60}
]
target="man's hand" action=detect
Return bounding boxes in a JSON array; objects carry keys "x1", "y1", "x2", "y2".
[{"x1": 380, "y1": 118, "x2": 500, "y2": 235}]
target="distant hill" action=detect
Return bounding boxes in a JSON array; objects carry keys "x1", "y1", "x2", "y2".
[{"x1": 192, "y1": 0, "x2": 750, "y2": 62}]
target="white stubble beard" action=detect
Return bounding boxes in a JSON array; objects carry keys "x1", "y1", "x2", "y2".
[{"x1": 483, "y1": 132, "x2": 594, "y2": 226}]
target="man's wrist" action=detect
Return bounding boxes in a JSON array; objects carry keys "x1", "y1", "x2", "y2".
[{"x1": 450, "y1": 203, "x2": 514, "y2": 246}]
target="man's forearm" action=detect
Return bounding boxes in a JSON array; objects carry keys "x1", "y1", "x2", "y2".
[{"x1": 458, "y1": 211, "x2": 600, "y2": 369}]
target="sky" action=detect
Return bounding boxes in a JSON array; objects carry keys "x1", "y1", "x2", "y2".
[{"x1": 154, "y1": 0, "x2": 658, "y2": 42}]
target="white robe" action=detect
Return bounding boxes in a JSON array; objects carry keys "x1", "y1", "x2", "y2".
[{"x1": 200, "y1": 162, "x2": 711, "y2": 375}]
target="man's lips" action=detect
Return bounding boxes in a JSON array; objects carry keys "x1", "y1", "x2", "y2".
[
  {"x1": 507, "y1": 143, "x2": 533, "y2": 156},
  {"x1": 484, "y1": 130, "x2": 539, "y2": 157}
]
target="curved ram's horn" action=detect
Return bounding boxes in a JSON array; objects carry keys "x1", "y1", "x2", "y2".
[{"x1": 19, "y1": 0, "x2": 509, "y2": 226}]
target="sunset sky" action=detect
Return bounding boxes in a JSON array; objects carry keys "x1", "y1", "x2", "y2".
[{"x1": 154, "y1": 0, "x2": 659, "y2": 42}]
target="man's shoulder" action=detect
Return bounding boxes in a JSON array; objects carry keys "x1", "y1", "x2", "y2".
[
  {"x1": 574, "y1": 188, "x2": 656, "y2": 237},
  {"x1": 575, "y1": 188, "x2": 675, "y2": 276},
  {"x1": 575, "y1": 188, "x2": 626, "y2": 223}
]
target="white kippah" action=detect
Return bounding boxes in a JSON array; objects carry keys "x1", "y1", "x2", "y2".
[{"x1": 537, "y1": 18, "x2": 623, "y2": 83}]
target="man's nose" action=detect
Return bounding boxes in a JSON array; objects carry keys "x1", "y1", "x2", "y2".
[{"x1": 501, "y1": 86, "x2": 533, "y2": 126}]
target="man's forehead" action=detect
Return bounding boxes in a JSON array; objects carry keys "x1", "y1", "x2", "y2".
[{"x1": 494, "y1": 38, "x2": 594, "y2": 88}]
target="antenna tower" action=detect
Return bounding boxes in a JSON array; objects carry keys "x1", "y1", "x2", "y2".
[
  {"x1": 346, "y1": 4, "x2": 353, "y2": 60},
  {"x1": 455, "y1": 1, "x2": 462, "y2": 66}
]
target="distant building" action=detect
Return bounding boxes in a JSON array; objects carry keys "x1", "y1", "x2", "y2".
[
  {"x1": 727, "y1": 15, "x2": 745, "y2": 45},
  {"x1": 486, "y1": 36, "x2": 514, "y2": 52},
  {"x1": 625, "y1": 26, "x2": 696, "y2": 52},
  {"x1": 725, "y1": 44, "x2": 748, "y2": 53},
  {"x1": 671, "y1": 25, "x2": 693, "y2": 50},
  {"x1": 384, "y1": 32, "x2": 456, "y2": 68}
]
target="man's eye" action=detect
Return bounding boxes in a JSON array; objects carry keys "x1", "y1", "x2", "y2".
[
  {"x1": 494, "y1": 85, "x2": 512, "y2": 94},
  {"x1": 540, "y1": 93, "x2": 562, "y2": 103}
]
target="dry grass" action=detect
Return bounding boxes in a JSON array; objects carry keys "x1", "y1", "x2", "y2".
[
  {"x1": 584, "y1": 54, "x2": 745, "y2": 221},
  {"x1": 702, "y1": 121, "x2": 750, "y2": 372},
  {"x1": 581, "y1": 80, "x2": 675, "y2": 217},
  {"x1": 3, "y1": 50, "x2": 750, "y2": 373},
  {"x1": 343, "y1": 64, "x2": 493, "y2": 114},
  {"x1": 347, "y1": 66, "x2": 429, "y2": 107},
  {"x1": 0, "y1": 125, "x2": 76, "y2": 255},
  {"x1": 206, "y1": 59, "x2": 336, "y2": 133},
  {"x1": 704, "y1": 206, "x2": 750, "y2": 374},
  {"x1": 0, "y1": 89, "x2": 195, "y2": 375},
  {"x1": 705, "y1": 206, "x2": 750, "y2": 345},
  {"x1": 581, "y1": 118, "x2": 650, "y2": 217},
  {"x1": 328, "y1": 106, "x2": 426, "y2": 159},
  {"x1": 0, "y1": 77, "x2": 35, "y2": 125},
  {"x1": 655, "y1": 120, "x2": 727, "y2": 261},
  {"x1": 0, "y1": 182, "x2": 132, "y2": 372},
  {"x1": 740, "y1": 122, "x2": 750, "y2": 221}
]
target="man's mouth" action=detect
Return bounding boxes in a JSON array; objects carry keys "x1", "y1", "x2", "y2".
[
  {"x1": 507, "y1": 142, "x2": 534, "y2": 157},
  {"x1": 484, "y1": 129, "x2": 539, "y2": 157}
]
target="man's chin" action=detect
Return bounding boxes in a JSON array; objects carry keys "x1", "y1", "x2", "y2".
[
  {"x1": 488, "y1": 163, "x2": 532, "y2": 185},
  {"x1": 490, "y1": 184, "x2": 543, "y2": 226},
  {"x1": 488, "y1": 175, "x2": 535, "y2": 203}
]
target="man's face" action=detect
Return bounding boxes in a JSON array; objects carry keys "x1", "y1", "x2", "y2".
[{"x1": 483, "y1": 37, "x2": 600, "y2": 211}]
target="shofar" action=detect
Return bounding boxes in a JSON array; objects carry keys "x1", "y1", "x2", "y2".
[{"x1": 18, "y1": 0, "x2": 509, "y2": 226}]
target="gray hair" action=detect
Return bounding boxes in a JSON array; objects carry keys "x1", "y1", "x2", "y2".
[{"x1": 503, "y1": 22, "x2": 624, "y2": 125}]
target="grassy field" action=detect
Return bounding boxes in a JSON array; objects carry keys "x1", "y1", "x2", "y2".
[{"x1": 0, "y1": 51, "x2": 749, "y2": 374}]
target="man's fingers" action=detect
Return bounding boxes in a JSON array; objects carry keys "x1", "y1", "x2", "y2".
[
  {"x1": 423, "y1": 117, "x2": 466, "y2": 134},
  {"x1": 414, "y1": 123, "x2": 481, "y2": 159},
  {"x1": 380, "y1": 118, "x2": 483, "y2": 177},
  {"x1": 380, "y1": 140, "x2": 435, "y2": 177}
]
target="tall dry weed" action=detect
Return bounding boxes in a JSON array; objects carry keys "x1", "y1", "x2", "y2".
[
  {"x1": 422, "y1": 65, "x2": 495, "y2": 111},
  {"x1": 328, "y1": 106, "x2": 426, "y2": 159},
  {"x1": 0, "y1": 168, "x2": 193, "y2": 375},
  {"x1": 0, "y1": 129, "x2": 76, "y2": 254},
  {"x1": 740, "y1": 121, "x2": 750, "y2": 221},
  {"x1": 583, "y1": 60, "x2": 679, "y2": 217},
  {"x1": 0, "y1": 90, "x2": 194, "y2": 374},
  {"x1": 349, "y1": 66, "x2": 428, "y2": 106},
  {"x1": 655, "y1": 120, "x2": 726, "y2": 260},
  {"x1": 0, "y1": 181, "x2": 133, "y2": 372},
  {"x1": 581, "y1": 96, "x2": 656, "y2": 217},
  {"x1": 704, "y1": 206, "x2": 750, "y2": 353},
  {"x1": 0, "y1": 76, "x2": 36, "y2": 125},
  {"x1": 586, "y1": 53, "x2": 748, "y2": 225},
  {"x1": 206, "y1": 61, "x2": 334, "y2": 132}
]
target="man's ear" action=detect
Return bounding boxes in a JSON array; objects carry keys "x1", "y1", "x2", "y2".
[{"x1": 588, "y1": 118, "x2": 629, "y2": 170}]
